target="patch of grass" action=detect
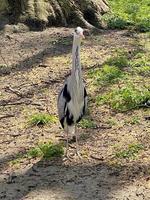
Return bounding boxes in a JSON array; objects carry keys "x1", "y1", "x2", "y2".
[
  {"x1": 130, "y1": 116, "x2": 140, "y2": 125},
  {"x1": 88, "y1": 65, "x2": 124, "y2": 85},
  {"x1": 103, "y1": 14, "x2": 128, "y2": 30},
  {"x1": 96, "y1": 85, "x2": 150, "y2": 112},
  {"x1": 124, "y1": 116, "x2": 140, "y2": 125},
  {"x1": 103, "y1": 0, "x2": 150, "y2": 32},
  {"x1": 10, "y1": 158, "x2": 22, "y2": 166},
  {"x1": 27, "y1": 147, "x2": 42, "y2": 158},
  {"x1": 107, "y1": 118, "x2": 117, "y2": 126},
  {"x1": 10, "y1": 142, "x2": 64, "y2": 162},
  {"x1": 29, "y1": 113, "x2": 57, "y2": 126},
  {"x1": 27, "y1": 141, "x2": 64, "y2": 159},
  {"x1": 134, "y1": 66, "x2": 150, "y2": 76},
  {"x1": 79, "y1": 118, "x2": 96, "y2": 129},
  {"x1": 38, "y1": 142, "x2": 64, "y2": 158},
  {"x1": 9, "y1": 153, "x2": 26, "y2": 166},
  {"x1": 129, "y1": 53, "x2": 150, "y2": 76},
  {"x1": 136, "y1": 19, "x2": 150, "y2": 32},
  {"x1": 105, "y1": 53, "x2": 128, "y2": 69},
  {"x1": 115, "y1": 143, "x2": 144, "y2": 159},
  {"x1": 130, "y1": 53, "x2": 149, "y2": 68}
]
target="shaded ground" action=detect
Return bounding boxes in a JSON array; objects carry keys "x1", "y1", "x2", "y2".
[{"x1": 0, "y1": 27, "x2": 150, "y2": 200}]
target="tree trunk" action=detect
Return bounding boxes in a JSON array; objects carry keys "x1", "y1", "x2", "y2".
[{"x1": 5, "y1": 0, "x2": 109, "y2": 30}]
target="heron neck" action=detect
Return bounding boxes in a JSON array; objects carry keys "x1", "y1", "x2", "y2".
[{"x1": 71, "y1": 37, "x2": 82, "y2": 75}]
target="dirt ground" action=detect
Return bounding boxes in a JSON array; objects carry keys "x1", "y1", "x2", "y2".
[{"x1": 0, "y1": 27, "x2": 150, "y2": 200}]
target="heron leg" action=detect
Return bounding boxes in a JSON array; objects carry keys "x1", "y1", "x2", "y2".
[
  {"x1": 66, "y1": 127, "x2": 69, "y2": 156},
  {"x1": 64, "y1": 126, "x2": 72, "y2": 161},
  {"x1": 75, "y1": 125, "x2": 82, "y2": 159}
]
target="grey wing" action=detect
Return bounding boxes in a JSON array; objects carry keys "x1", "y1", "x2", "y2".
[{"x1": 57, "y1": 88, "x2": 66, "y2": 123}]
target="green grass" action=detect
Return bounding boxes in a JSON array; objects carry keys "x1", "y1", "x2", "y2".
[
  {"x1": 107, "y1": 118, "x2": 117, "y2": 126},
  {"x1": 88, "y1": 65, "x2": 124, "y2": 85},
  {"x1": 27, "y1": 141, "x2": 64, "y2": 159},
  {"x1": 133, "y1": 66, "x2": 150, "y2": 76},
  {"x1": 96, "y1": 84, "x2": 150, "y2": 112},
  {"x1": 9, "y1": 153, "x2": 26, "y2": 166},
  {"x1": 79, "y1": 118, "x2": 96, "y2": 129},
  {"x1": 130, "y1": 53, "x2": 150, "y2": 67},
  {"x1": 103, "y1": 0, "x2": 150, "y2": 32},
  {"x1": 103, "y1": 14, "x2": 128, "y2": 30},
  {"x1": 10, "y1": 141, "x2": 64, "y2": 165},
  {"x1": 129, "y1": 53, "x2": 150, "y2": 76},
  {"x1": 124, "y1": 116, "x2": 140, "y2": 125},
  {"x1": 130, "y1": 116, "x2": 140, "y2": 125},
  {"x1": 115, "y1": 143, "x2": 144, "y2": 159},
  {"x1": 104, "y1": 50, "x2": 150, "y2": 72},
  {"x1": 27, "y1": 147, "x2": 42, "y2": 158},
  {"x1": 10, "y1": 159, "x2": 21, "y2": 166},
  {"x1": 105, "y1": 53, "x2": 129, "y2": 69},
  {"x1": 29, "y1": 113, "x2": 57, "y2": 126}
]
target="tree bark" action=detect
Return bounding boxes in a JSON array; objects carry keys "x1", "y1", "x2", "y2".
[{"x1": 4, "y1": 0, "x2": 109, "y2": 30}]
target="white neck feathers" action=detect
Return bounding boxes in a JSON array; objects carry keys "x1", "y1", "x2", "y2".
[{"x1": 72, "y1": 36, "x2": 81, "y2": 74}]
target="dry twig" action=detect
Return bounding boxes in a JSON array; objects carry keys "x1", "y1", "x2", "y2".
[
  {"x1": 5, "y1": 86, "x2": 23, "y2": 97},
  {"x1": 0, "y1": 50, "x2": 8, "y2": 66},
  {"x1": 0, "y1": 114, "x2": 15, "y2": 120}
]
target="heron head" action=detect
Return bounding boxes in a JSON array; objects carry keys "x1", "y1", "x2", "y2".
[{"x1": 74, "y1": 27, "x2": 85, "y2": 39}]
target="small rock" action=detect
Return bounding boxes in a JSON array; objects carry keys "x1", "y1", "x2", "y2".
[
  {"x1": 146, "y1": 180, "x2": 150, "y2": 189},
  {"x1": 90, "y1": 154, "x2": 104, "y2": 161}
]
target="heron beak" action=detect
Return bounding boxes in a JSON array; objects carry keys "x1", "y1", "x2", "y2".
[{"x1": 80, "y1": 32, "x2": 85, "y2": 39}]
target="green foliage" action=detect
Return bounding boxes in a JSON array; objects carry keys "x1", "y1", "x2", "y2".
[
  {"x1": 130, "y1": 53, "x2": 149, "y2": 68},
  {"x1": 27, "y1": 147, "x2": 42, "y2": 158},
  {"x1": 38, "y1": 142, "x2": 64, "y2": 158},
  {"x1": 88, "y1": 65, "x2": 124, "y2": 85},
  {"x1": 27, "y1": 141, "x2": 64, "y2": 159},
  {"x1": 136, "y1": 19, "x2": 150, "y2": 32},
  {"x1": 107, "y1": 118, "x2": 117, "y2": 126},
  {"x1": 129, "y1": 53, "x2": 150, "y2": 76},
  {"x1": 29, "y1": 113, "x2": 57, "y2": 126},
  {"x1": 9, "y1": 153, "x2": 26, "y2": 166},
  {"x1": 96, "y1": 85, "x2": 150, "y2": 112},
  {"x1": 79, "y1": 118, "x2": 96, "y2": 129},
  {"x1": 10, "y1": 159, "x2": 21, "y2": 166},
  {"x1": 103, "y1": 14, "x2": 128, "y2": 29},
  {"x1": 105, "y1": 54, "x2": 128, "y2": 68},
  {"x1": 115, "y1": 143, "x2": 144, "y2": 159},
  {"x1": 134, "y1": 66, "x2": 150, "y2": 76},
  {"x1": 11, "y1": 141, "x2": 64, "y2": 161},
  {"x1": 104, "y1": 0, "x2": 150, "y2": 32},
  {"x1": 124, "y1": 116, "x2": 140, "y2": 125},
  {"x1": 130, "y1": 116, "x2": 140, "y2": 125}
]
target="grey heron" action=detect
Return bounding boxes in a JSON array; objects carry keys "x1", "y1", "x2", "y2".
[{"x1": 57, "y1": 27, "x2": 87, "y2": 159}]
